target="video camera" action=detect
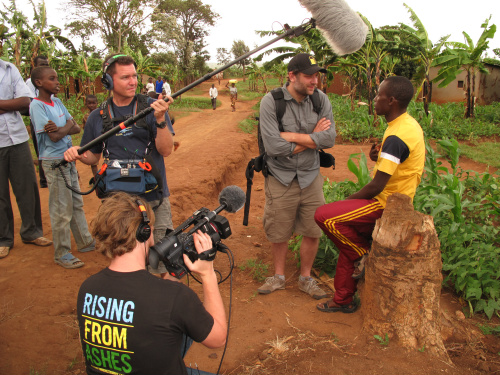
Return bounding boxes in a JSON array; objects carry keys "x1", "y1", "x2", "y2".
[{"x1": 148, "y1": 186, "x2": 245, "y2": 278}]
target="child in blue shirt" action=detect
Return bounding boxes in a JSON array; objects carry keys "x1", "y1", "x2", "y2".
[{"x1": 30, "y1": 66, "x2": 94, "y2": 269}]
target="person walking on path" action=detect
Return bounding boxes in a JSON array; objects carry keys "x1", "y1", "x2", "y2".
[
  {"x1": 225, "y1": 81, "x2": 237, "y2": 112},
  {"x1": 209, "y1": 84, "x2": 218, "y2": 110}
]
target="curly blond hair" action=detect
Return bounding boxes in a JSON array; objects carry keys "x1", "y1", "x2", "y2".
[{"x1": 91, "y1": 192, "x2": 155, "y2": 259}]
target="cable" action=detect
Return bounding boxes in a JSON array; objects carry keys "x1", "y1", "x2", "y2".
[
  {"x1": 216, "y1": 247, "x2": 234, "y2": 375},
  {"x1": 55, "y1": 164, "x2": 101, "y2": 195}
]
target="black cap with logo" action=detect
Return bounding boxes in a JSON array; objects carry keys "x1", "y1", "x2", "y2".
[{"x1": 287, "y1": 53, "x2": 327, "y2": 74}]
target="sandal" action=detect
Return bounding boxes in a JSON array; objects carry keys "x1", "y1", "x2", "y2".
[
  {"x1": 0, "y1": 246, "x2": 10, "y2": 259},
  {"x1": 317, "y1": 299, "x2": 359, "y2": 313},
  {"x1": 78, "y1": 239, "x2": 95, "y2": 253},
  {"x1": 22, "y1": 236, "x2": 52, "y2": 246},
  {"x1": 55, "y1": 253, "x2": 84, "y2": 269}
]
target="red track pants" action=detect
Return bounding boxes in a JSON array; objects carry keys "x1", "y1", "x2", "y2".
[{"x1": 315, "y1": 199, "x2": 384, "y2": 305}]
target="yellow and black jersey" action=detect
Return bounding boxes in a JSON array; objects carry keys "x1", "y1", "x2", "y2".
[{"x1": 373, "y1": 112, "x2": 425, "y2": 207}]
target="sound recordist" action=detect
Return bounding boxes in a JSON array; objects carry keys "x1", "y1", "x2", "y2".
[{"x1": 77, "y1": 192, "x2": 227, "y2": 375}]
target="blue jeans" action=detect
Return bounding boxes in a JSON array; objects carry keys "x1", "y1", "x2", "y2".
[
  {"x1": 42, "y1": 161, "x2": 93, "y2": 260},
  {"x1": 181, "y1": 335, "x2": 217, "y2": 375}
]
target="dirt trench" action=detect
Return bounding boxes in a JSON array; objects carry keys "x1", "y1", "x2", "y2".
[{"x1": 0, "y1": 79, "x2": 498, "y2": 375}]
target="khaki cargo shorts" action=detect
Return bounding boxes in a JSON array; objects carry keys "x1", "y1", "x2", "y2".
[{"x1": 263, "y1": 173, "x2": 325, "y2": 243}]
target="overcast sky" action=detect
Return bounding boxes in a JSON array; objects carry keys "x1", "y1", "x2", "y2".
[{"x1": 8, "y1": 0, "x2": 499, "y2": 63}]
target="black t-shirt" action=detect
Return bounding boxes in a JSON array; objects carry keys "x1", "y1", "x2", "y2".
[{"x1": 77, "y1": 268, "x2": 214, "y2": 375}]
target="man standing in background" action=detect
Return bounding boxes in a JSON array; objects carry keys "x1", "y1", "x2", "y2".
[
  {"x1": 163, "y1": 79, "x2": 171, "y2": 97},
  {"x1": 155, "y1": 76, "x2": 164, "y2": 96},
  {"x1": 145, "y1": 77, "x2": 155, "y2": 95},
  {"x1": 209, "y1": 83, "x2": 218, "y2": 110},
  {"x1": 0, "y1": 59, "x2": 52, "y2": 259}
]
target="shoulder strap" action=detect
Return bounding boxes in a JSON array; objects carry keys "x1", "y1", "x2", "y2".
[
  {"x1": 99, "y1": 97, "x2": 114, "y2": 134},
  {"x1": 99, "y1": 94, "x2": 155, "y2": 156},
  {"x1": 135, "y1": 94, "x2": 155, "y2": 154},
  {"x1": 270, "y1": 88, "x2": 323, "y2": 132},
  {"x1": 311, "y1": 88, "x2": 322, "y2": 115},
  {"x1": 270, "y1": 88, "x2": 286, "y2": 132},
  {"x1": 100, "y1": 94, "x2": 151, "y2": 134}
]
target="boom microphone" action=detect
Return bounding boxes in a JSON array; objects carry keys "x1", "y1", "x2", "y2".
[
  {"x1": 216, "y1": 185, "x2": 246, "y2": 214},
  {"x1": 299, "y1": 0, "x2": 368, "y2": 55}
]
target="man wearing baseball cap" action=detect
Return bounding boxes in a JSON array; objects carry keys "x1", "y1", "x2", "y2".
[{"x1": 257, "y1": 53, "x2": 336, "y2": 299}]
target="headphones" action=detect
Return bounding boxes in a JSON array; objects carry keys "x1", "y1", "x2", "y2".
[
  {"x1": 135, "y1": 200, "x2": 152, "y2": 243},
  {"x1": 101, "y1": 54, "x2": 136, "y2": 91}
]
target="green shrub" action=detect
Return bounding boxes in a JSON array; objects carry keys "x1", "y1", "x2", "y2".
[
  {"x1": 327, "y1": 94, "x2": 500, "y2": 142},
  {"x1": 414, "y1": 139, "x2": 500, "y2": 319}
]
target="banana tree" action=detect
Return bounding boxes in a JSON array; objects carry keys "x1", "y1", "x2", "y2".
[
  {"x1": 266, "y1": 61, "x2": 287, "y2": 87},
  {"x1": 0, "y1": 0, "x2": 30, "y2": 70},
  {"x1": 433, "y1": 16, "x2": 496, "y2": 118},
  {"x1": 254, "y1": 27, "x2": 337, "y2": 91},
  {"x1": 122, "y1": 46, "x2": 161, "y2": 93},
  {"x1": 352, "y1": 15, "x2": 393, "y2": 117},
  {"x1": 329, "y1": 57, "x2": 360, "y2": 110},
  {"x1": 28, "y1": 0, "x2": 76, "y2": 65},
  {"x1": 0, "y1": 0, "x2": 76, "y2": 75},
  {"x1": 246, "y1": 63, "x2": 268, "y2": 93},
  {"x1": 393, "y1": 3, "x2": 450, "y2": 116}
]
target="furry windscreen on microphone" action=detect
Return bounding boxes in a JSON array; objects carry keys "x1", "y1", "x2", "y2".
[
  {"x1": 218, "y1": 185, "x2": 246, "y2": 213},
  {"x1": 299, "y1": 0, "x2": 368, "y2": 55}
]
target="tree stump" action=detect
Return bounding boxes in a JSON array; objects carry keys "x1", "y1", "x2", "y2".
[{"x1": 362, "y1": 193, "x2": 450, "y2": 362}]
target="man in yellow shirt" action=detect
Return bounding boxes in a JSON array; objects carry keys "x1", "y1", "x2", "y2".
[{"x1": 314, "y1": 76, "x2": 425, "y2": 313}]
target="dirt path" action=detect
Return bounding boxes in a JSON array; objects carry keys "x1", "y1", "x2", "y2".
[{"x1": 0, "y1": 79, "x2": 498, "y2": 375}]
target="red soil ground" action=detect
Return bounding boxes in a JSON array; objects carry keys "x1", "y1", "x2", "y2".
[{"x1": 0, "y1": 80, "x2": 499, "y2": 375}]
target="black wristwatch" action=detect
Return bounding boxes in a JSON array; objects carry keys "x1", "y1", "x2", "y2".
[{"x1": 156, "y1": 120, "x2": 167, "y2": 129}]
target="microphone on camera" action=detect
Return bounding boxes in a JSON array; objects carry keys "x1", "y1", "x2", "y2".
[{"x1": 299, "y1": 0, "x2": 368, "y2": 55}]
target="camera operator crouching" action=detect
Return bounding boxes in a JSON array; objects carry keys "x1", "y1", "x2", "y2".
[{"x1": 77, "y1": 192, "x2": 227, "y2": 375}]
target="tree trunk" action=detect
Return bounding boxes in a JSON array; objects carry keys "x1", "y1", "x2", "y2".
[
  {"x1": 470, "y1": 68, "x2": 476, "y2": 118},
  {"x1": 362, "y1": 193, "x2": 450, "y2": 363},
  {"x1": 465, "y1": 69, "x2": 472, "y2": 118},
  {"x1": 366, "y1": 66, "x2": 373, "y2": 117},
  {"x1": 423, "y1": 75, "x2": 431, "y2": 117}
]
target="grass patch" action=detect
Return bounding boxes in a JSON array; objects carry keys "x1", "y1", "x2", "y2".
[
  {"x1": 182, "y1": 85, "x2": 206, "y2": 96},
  {"x1": 238, "y1": 258, "x2": 269, "y2": 282},
  {"x1": 170, "y1": 96, "x2": 213, "y2": 110},
  {"x1": 238, "y1": 116, "x2": 258, "y2": 134},
  {"x1": 478, "y1": 323, "x2": 500, "y2": 336},
  {"x1": 459, "y1": 142, "x2": 500, "y2": 168}
]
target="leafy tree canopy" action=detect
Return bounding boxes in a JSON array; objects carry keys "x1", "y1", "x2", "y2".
[{"x1": 65, "y1": 0, "x2": 159, "y2": 54}]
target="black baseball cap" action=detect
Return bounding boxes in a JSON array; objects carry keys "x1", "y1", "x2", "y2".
[{"x1": 287, "y1": 53, "x2": 327, "y2": 74}]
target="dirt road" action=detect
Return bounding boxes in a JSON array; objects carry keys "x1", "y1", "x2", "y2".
[{"x1": 0, "y1": 80, "x2": 498, "y2": 375}]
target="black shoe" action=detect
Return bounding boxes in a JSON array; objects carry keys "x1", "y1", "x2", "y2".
[{"x1": 40, "y1": 182, "x2": 48, "y2": 188}]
